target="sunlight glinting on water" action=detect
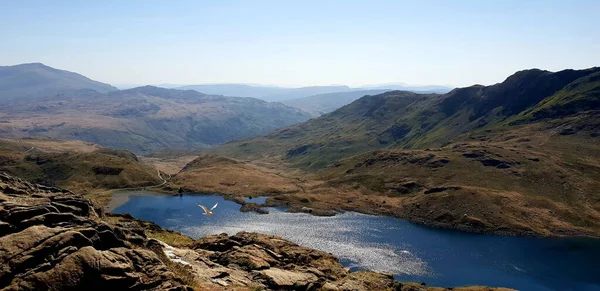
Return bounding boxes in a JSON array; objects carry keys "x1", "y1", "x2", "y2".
[{"x1": 179, "y1": 208, "x2": 431, "y2": 276}]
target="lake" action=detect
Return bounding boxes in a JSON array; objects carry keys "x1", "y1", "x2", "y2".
[{"x1": 113, "y1": 192, "x2": 600, "y2": 291}]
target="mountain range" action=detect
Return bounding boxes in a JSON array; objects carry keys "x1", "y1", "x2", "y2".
[
  {"x1": 281, "y1": 89, "x2": 392, "y2": 116},
  {"x1": 3, "y1": 61, "x2": 600, "y2": 237},
  {"x1": 0, "y1": 85, "x2": 311, "y2": 153},
  {"x1": 216, "y1": 67, "x2": 600, "y2": 167},
  {"x1": 207, "y1": 67, "x2": 600, "y2": 237},
  {"x1": 177, "y1": 83, "x2": 452, "y2": 102},
  {"x1": 0, "y1": 63, "x2": 455, "y2": 151}
]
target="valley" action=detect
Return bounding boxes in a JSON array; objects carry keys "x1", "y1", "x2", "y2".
[
  {"x1": 0, "y1": 66, "x2": 313, "y2": 153},
  {"x1": 1, "y1": 64, "x2": 599, "y2": 290},
  {"x1": 3, "y1": 2, "x2": 599, "y2": 290}
]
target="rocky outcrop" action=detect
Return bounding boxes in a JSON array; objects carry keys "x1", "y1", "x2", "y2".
[
  {"x1": 239, "y1": 202, "x2": 270, "y2": 214},
  {"x1": 0, "y1": 172, "x2": 192, "y2": 291},
  {"x1": 164, "y1": 231, "x2": 402, "y2": 290}
]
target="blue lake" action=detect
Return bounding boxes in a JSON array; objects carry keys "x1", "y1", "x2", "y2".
[{"x1": 113, "y1": 193, "x2": 600, "y2": 291}]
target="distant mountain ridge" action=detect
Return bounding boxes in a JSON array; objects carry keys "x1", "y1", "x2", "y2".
[
  {"x1": 177, "y1": 83, "x2": 452, "y2": 102},
  {"x1": 0, "y1": 63, "x2": 313, "y2": 153},
  {"x1": 215, "y1": 67, "x2": 600, "y2": 168},
  {"x1": 0, "y1": 63, "x2": 117, "y2": 103},
  {"x1": 177, "y1": 84, "x2": 352, "y2": 102},
  {"x1": 281, "y1": 89, "x2": 393, "y2": 116}
]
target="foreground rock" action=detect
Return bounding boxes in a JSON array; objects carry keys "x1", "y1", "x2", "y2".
[
  {"x1": 0, "y1": 172, "x2": 514, "y2": 290},
  {"x1": 0, "y1": 173, "x2": 192, "y2": 290}
]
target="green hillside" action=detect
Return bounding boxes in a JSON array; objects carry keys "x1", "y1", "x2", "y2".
[{"x1": 215, "y1": 67, "x2": 600, "y2": 168}]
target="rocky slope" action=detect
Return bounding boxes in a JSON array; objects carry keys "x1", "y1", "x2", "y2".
[{"x1": 0, "y1": 172, "x2": 513, "y2": 290}]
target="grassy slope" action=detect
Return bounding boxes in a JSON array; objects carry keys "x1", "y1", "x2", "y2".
[
  {"x1": 321, "y1": 123, "x2": 600, "y2": 236},
  {"x1": 512, "y1": 71, "x2": 600, "y2": 122},
  {"x1": 215, "y1": 91, "x2": 439, "y2": 168},
  {"x1": 214, "y1": 67, "x2": 600, "y2": 166},
  {"x1": 170, "y1": 154, "x2": 305, "y2": 196},
  {"x1": 0, "y1": 138, "x2": 161, "y2": 194}
]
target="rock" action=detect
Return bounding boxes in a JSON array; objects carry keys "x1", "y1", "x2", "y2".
[
  {"x1": 218, "y1": 246, "x2": 276, "y2": 270},
  {"x1": 239, "y1": 203, "x2": 269, "y2": 214},
  {"x1": 480, "y1": 158, "x2": 512, "y2": 168},
  {"x1": 0, "y1": 221, "x2": 14, "y2": 236},
  {"x1": 424, "y1": 186, "x2": 461, "y2": 194},
  {"x1": 0, "y1": 173, "x2": 191, "y2": 291},
  {"x1": 257, "y1": 268, "x2": 318, "y2": 288},
  {"x1": 19, "y1": 212, "x2": 90, "y2": 229},
  {"x1": 3, "y1": 205, "x2": 59, "y2": 225},
  {"x1": 462, "y1": 151, "x2": 485, "y2": 159}
]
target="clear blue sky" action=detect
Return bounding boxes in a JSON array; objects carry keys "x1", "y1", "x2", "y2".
[{"x1": 1, "y1": 0, "x2": 599, "y2": 87}]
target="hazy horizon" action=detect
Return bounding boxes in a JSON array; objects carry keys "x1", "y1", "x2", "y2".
[{"x1": 2, "y1": 0, "x2": 599, "y2": 87}]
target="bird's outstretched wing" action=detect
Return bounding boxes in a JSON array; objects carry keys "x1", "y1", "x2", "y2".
[
  {"x1": 197, "y1": 203, "x2": 210, "y2": 215},
  {"x1": 210, "y1": 202, "x2": 218, "y2": 211}
]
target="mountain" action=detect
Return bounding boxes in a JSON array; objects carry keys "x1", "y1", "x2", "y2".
[
  {"x1": 216, "y1": 67, "x2": 600, "y2": 168},
  {"x1": 177, "y1": 83, "x2": 452, "y2": 103},
  {"x1": 281, "y1": 89, "x2": 391, "y2": 116},
  {"x1": 0, "y1": 63, "x2": 117, "y2": 103},
  {"x1": 205, "y1": 67, "x2": 600, "y2": 237},
  {"x1": 0, "y1": 85, "x2": 312, "y2": 153},
  {"x1": 177, "y1": 84, "x2": 352, "y2": 101},
  {"x1": 360, "y1": 84, "x2": 452, "y2": 94}
]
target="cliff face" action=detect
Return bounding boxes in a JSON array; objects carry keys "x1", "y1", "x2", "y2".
[{"x1": 0, "y1": 172, "x2": 513, "y2": 291}]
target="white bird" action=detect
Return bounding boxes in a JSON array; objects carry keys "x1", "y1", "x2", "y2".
[{"x1": 197, "y1": 202, "x2": 218, "y2": 216}]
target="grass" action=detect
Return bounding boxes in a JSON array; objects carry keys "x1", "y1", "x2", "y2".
[
  {"x1": 190, "y1": 120, "x2": 600, "y2": 236},
  {"x1": 0, "y1": 138, "x2": 161, "y2": 194},
  {"x1": 511, "y1": 72, "x2": 600, "y2": 123},
  {"x1": 146, "y1": 230, "x2": 194, "y2": 248}
]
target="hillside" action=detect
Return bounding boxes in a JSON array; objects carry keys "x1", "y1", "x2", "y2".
[
  {"x1": 281, "y1": 89, "x2": 391, "y2": 116},
  {"x1": 0, "y1": 63, "x2": 117, "y2": 103},
  {"x1": 513, "y1": 70, "x2": 600, "y2": 123},
  {"x1": 318, "y1": 128, "x2": 600, "y2": 236},
  {"x1": 215, "y1": 67, "x2": 600, "y2": 167},
  {"x1": 0, "y1": 138, "x2": 161, "y2": 193},
  {"x1": 215, "y1": 90, "x2": 440, "y2": 168},
  {"x1": 200, "y1": 67, "x2": 600, "y2": 237},
  {"x1": 361, "y1": 84, "x2": 452, "y2": 93},
  {"x1": 0, "y1": 83, "x2": 312, "y2": 153}
]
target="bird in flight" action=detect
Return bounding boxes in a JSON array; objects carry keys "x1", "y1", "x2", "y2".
[{"x1": 197, "y1": 202, "x2": 218, "y2": 216}]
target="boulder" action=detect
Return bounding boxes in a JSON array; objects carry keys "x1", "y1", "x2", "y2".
[{"x1": 257, "y1": 268, "x2": 318, "y2": 289}]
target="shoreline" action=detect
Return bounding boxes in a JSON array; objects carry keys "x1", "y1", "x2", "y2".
[
  {"x1": 105, "y1": 189, "x2": 600, "y2": 239},
  {"x1": 106, "y1": 189, "x2": 172, "y2": 212},
  {"x1": 106, "y1": 189, "x2": 249, "y2": 213}
]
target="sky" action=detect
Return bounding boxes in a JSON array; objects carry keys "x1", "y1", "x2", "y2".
[{"x1": 1, "y1": 0, "x2": 599, "y2": 88}]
